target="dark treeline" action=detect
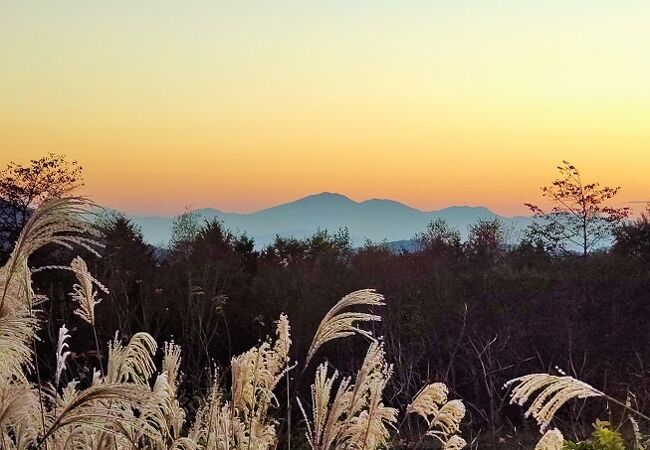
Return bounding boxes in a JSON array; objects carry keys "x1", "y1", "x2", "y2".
[{"x1": 17, "y1": 209, "x2": 650, "y2": 444}]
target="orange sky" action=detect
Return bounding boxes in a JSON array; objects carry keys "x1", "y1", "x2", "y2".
[{"x1": 1, "y1": 2, "x2": 649, "y2": 216}]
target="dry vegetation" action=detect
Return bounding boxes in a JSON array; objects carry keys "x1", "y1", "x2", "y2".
[
  {"x1": 0, "y1": 198, "x2": 465, "y2": 449},
  {"x1": 1, "y1": 198, "x2": 648, "y2": 449}
]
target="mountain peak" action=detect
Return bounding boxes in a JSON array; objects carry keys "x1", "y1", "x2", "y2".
[
  {"x1": 309, "y1": 192, "x2": 353, "y2": 200},
  {"x1": 292, "y1": 192, "x2": 355, "y2": 205}
]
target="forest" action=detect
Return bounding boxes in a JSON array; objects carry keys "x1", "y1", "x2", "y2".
[{"x1": 1, "y1": 154, "x2": 650, "y2": 449}]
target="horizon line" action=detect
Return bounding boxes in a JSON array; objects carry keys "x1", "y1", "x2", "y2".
[{"x1": 101, "y1": 191, "x2": 535, "y2": 219}]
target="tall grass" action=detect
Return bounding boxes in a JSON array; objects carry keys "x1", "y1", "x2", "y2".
[
  {"x1": 0, "y1": 198, "x2": 646, "y2": 449},
  {"x1": 0, "y1": 198, "x2": 467, "y2": 449}
]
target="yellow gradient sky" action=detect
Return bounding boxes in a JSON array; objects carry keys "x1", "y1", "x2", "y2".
[{"x1": 1, "y1": 2, "x2": 649, "y2": 215}]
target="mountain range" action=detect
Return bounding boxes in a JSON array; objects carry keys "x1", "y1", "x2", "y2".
[{"x1": 125, "y1": 193, "x2": 532, "y2": 248}]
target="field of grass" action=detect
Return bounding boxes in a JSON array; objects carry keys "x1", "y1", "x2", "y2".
[{"x1": 1, "y1": 198, "x2": 648, "y2": 449}]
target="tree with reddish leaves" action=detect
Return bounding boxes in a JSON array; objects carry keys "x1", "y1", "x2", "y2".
[
  {"x1": 525, "y1": 161, "x2": 630, "y2": 257},
  {"x1": 0, "y1": 153, "x2": 83, "y2": 256}
]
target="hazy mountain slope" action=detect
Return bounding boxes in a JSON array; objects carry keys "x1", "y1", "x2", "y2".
[{"x1": 127, "y1": 192, "x2": 532, "y2": 248}]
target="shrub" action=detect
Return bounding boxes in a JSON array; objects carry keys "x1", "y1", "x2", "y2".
[{"x1": 564, "y1": 421, "x2": 625, "y2": 450}]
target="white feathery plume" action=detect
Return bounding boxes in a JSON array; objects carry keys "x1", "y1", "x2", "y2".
[
  {"x1": 3, "y1": 197, "x2": 101, "y2": 276},
  {"x1": 443, "y1": 435, "x2": 467, "y2": 450},
  {"x1": 56, "y1": 380, "x2": 80, "y2": 410},
  {"x1": 189, "y1": 380, "x2": 234, "y2": 450},
  {"x1": 306, "y1": 289, "x2": 385, "y2": 367},
  {"x1": 273, "y1": 313, "x2": 291, "y2": 370},
  {"x1": 55, "y1": 325, "x2": 71, "y2": 388},
  {"x1": 1, "y1": 197, "x2": 101, "y2": 314},
  {"x1": 0, "y1": 382, "x2": 41, "y2": 442},
  {"x1": 69, "y1": 256, "x2": 107, "y2": 325},
  {"x1": 347, "y1": 342, "x2": 386, "y2": 417},
  {"x1": 534, "y1": 428, "x2": 564, "y2": 450},
  {"x1": 142, "y1": 371, "x2": 179, "y2": 444},
  {"x1": 505, "y1": 373, "x2": 602, "y2": 432},
  {"x1": 297, "y1": 363, "x2": 352, "y2": 450},
  {"x1": 0, "y1": 307, "x2": 37, "y2": 381},
  {"x1": 106, "y1": 332, "x2": 158, "y2": 385},
  {"x1": 407, "y1": 382, "x2": 449, "y2": 420},
  {"x1": 407, "y1": 381, "x2": 466, "y2": 448},
  {"x1": 190, "y1": 314, "x2": 291, "y2": 450},
  {"x1": 344, "y1": 365, "x2": 398, "y2": 450},
  {"x1": 0, "y1": 197, "x2": 105, "y2": 449},
  {"x1": 0, "y1": 198, "x2": 100, "y2": 383},
  {"x1": 429, "y1": 400, "x2": 466, "y2": 435},
  {"x1": 0, "y1": 259, "x2": 39, "y2": 315},
  {"x1": 163, "y1": 341, "x2": 182, "y2": 393},
  {"x1": 231, "y1": 314, "x2": 291, "y2": 417},
  {"x1": 300, "y1": 342, "x2": 397, "y2": 450},
  {"x1": 42, "y1": 383, "x2": 149, "y2": 442},
  {"x1": 161, "y1": 341, "x2": 186, "y2": 437},
  {"x1": 91, "y1": 368, "x2": 102, "y2": 386}
]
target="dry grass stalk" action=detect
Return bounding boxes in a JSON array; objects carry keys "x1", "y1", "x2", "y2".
[
  {"x1": 407, "y1": 382, "x2": 448, "y2": 419},
  {"x1": 443, "y1": 435, "x2": 468, "y2": 450},
  {"x1": 54, "y1": 325, "x2": 71, "y2": 389},
  {"x1": 407, "y1": 382, "x2": 466, "y2": 448},
  {"x1": 106, "y1": 332, "x2": 158, "y2": 385},
  {"x1": 299, "y1": 342, "x2": 398, "y2": 450},
  {"x1": 69, "y1": 256, "x2": 107, "y2": 326},
  {"x1": 190, "y1": 314, "x2": 291, "y2": 450},
  {"x1": 505, "y1": 373, "x2": 603, "y2": 432},
  {"x1": 305, "y1": 289, "x2": 384, "y2": 367}
]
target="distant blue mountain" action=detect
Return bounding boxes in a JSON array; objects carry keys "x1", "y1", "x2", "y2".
[{"x1": 125, "y1": 192, "x2": 532, "y2": 248}]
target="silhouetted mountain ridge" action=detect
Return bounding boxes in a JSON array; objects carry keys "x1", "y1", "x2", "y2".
[{"x1": 125, "y1": 192, "x2": 531, "y2": 247}]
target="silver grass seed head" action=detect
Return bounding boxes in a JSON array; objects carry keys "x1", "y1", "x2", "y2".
[
  {"x1": 55, "y1": 324, "x2": 71, "y2": 388},
  {"x1": 69, "y1": 256, "x2": 107, "y2": 326},
  {"x1": 443, "y1": 435, "x2": 467, "y2": 450},
  {"x1": 305, "y1": 289, "x2": 385, "y2": 367},
  {"x1": 506, "y1": 373, "x2": 602, "y2": 432},
  {"x1": 407, "y1": 382, "x2": 449, "y2": 418},
  {"x1": 534, "y1": 428, "x2": 564, "y2": 450},
  {"x1": 431, "y1": 399, "x2": 466, "y2": 435}
]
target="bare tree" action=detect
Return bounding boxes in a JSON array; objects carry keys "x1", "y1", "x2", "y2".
[{"x1": 525, "y1": 161, "x2": 629, "y2": 257}]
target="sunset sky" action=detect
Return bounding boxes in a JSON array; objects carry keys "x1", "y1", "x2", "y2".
[{"x1": 1, "y1": 2, "x2": 649, "y2": 216}]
